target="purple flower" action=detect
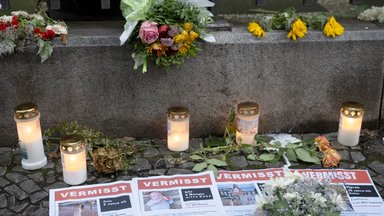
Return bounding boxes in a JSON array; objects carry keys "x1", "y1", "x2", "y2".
[
  {"x1": 167, "y1": 25, "x2": 180, "y2": 37},
  {"x1": 160, "y1": 38, "x2": 174, "y2": 47},
  {"x1": 171, "y1": 43, "x2": 182, "y2": 51}
]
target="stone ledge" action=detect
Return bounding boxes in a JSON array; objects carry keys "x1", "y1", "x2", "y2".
[{"x1": 47, "y1": 19, "x2": 384, "y2": 47}]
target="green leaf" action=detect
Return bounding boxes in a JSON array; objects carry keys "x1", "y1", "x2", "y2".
[
  {"x1": 207, "y1": 158, "x2": 228, "y2": 167},
  {"x1": 192, "y1": 162, "x2": 208, "y2": 172},
  {"x1": 37, "y1": 39, "x2": 53, "y2": 63},
  {"x1": 295, "y1": 148, "x2": 321, "y2": 164},
  {"x1": 247, "y1": 154, "x2": 256, "y2": 161},
  {"x1": 286, "y1": 143, "x2": 299, "y2": 149},
  {"x1": 286, "y1": 148, "x2": 297, "y2": 162},
  {"x1": 228, "y1": 109, "x2": 235, "y2": 123},
  {"x1": 190, "y1": 154, "x2": 204, "y2": 160},
  {"x1": 241, "y1": 144, "x2": 254, "y2": 154},
  {"x1": 206, "y1": 164, "x2": 218, "y2": 177},
  {"x1": 258, "y1": 153, "x2": 277, "y2": 162},
  {"x1": 206, "y1": 136, "x2": 225, "y2": 147}
]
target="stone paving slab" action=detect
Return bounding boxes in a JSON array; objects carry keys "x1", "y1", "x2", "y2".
[{"x1": 0, "y1": 131, "x2": 384, "y2": 215}]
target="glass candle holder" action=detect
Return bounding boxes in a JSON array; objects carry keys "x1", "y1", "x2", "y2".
[
  {"x1": 235, "y1": 102, "x2": 259, "y2": 145},
  {"x1": 60, "y1": 134, "x2": 87, "y2": 185},
  {"x1": 167, "y1": 106, "x2": 190, "y2": 151},
  {"x1": 337, "y1": 102, "x2": 364, "y2": 146},
  {"x1": 14, "y1": 103, "x2": 47, "y2": 170}
]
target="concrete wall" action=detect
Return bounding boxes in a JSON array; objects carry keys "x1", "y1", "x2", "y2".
[{"x1": 0, "y1": 20, "x2": 383, "y2": 146}]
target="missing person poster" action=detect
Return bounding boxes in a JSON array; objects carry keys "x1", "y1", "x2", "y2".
[
  {"x1": 294, "y1": 169, "x2": 384, "y2": 215},
  {"x1": 49, "y1": 181, "x2": 139, "y2": 216},
  {"x1": 133, "y1": 171, "x2": 225, "y2": 216},
  {"x1": 216, "y1": 168, "x2": 284, "y2": 216}
]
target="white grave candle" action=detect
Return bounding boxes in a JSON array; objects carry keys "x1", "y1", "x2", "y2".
[
  {"x1": 60, "y1": 135, "x2": 87, "y2": 185},
  {"x1": 14, "y1": 103, "x2": 47, "y2": 170},
  {"x1": 337, "y1": 102, "x2": 364, "y2": 146},
  {"x1": 167, "y1": 106, "x2": 189, "y2": 151},
  {"x1": 235, "y1": 102, "x2": 259, "y2": 145}
]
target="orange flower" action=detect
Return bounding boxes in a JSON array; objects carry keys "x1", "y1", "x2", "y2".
[
  {"x1": 147, "y1": 43, "x2": 166, "y2": 57},
  {"x1": 322, "y1": 149, "x2": 341, "y2": 168},
  {"x1": 315, "y1": 136, "x2": 332, "y2": 152}
]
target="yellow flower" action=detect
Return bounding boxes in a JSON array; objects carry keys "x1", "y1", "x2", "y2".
[
  {"x1": 189, "y1": 31, "x2": 199, "y2": 41},
  {"x1": 178, "y1": 43, "x2": 190, "y2": 55},
  {"x1": 287, "y1": 18, "x2": 307, "y2": 41},
  {"x1": 174, "y1": 34, "x2": 185, "y2": 44},
  {"x1": 248, "y1": 22, "x2": 265, "y2": 38},
  {"x1": 323, "y1": 16, "x2": 344, "y2": 38},
  {"x1": 183, "y1": 22, "x2": 193, "y2": 32}
]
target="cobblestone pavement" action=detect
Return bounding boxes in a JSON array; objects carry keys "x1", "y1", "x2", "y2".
[{"x1": 1, "y1": 130, "x2": 384, "y2": 215}]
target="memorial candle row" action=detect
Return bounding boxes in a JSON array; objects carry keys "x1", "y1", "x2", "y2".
[{"x1": 13, "y1": 101, "x2": 364, "y2": 185}]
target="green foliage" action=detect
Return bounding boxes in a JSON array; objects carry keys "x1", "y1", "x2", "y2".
[
  {"x1": 37, "y1": 39, "x2": 53, "y2": 63},
  {"x1": 255, "y1": 7, "x2": 330, "y2": 31}
]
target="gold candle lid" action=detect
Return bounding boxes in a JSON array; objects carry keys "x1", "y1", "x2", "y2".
[
  {"x1": 237, "y1": 102, "x2": 259, "y2": 116},
  {"x1": 60, "y1": 134, "x2": 86, "y2": 153},
  {"x1": 341, "y1": 101, "x2": 364, "y2": 118},
  {"x1": 168, "y1": 106, "x2": 190, "y2": 120},
  {"x1": 14, "y1": 103, "x2": 40, "y2": 120}
]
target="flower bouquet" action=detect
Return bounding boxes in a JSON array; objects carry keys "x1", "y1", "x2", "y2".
[
  {"x1": 255, "y1": 170, "x2": 346, "y2": 216},
  {"x1": 120, "y1": 0, "x2": 215, "y2": 73},
  {"x1": 0, "y1": 8, "x2": 68, "y2": 62}
]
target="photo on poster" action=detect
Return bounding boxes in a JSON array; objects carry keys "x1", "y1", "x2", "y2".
[
  {"x1": 217, "y1": 183, "x2": 258, "y2": 206},
  {"x1": 58, "y1": 200, "x2": 98, "y2": 216},
  {"x1": 143, "y1": 190, "x2": 182, "y2": 211}
]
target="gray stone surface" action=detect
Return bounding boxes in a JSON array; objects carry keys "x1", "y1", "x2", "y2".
[
  {"x1": 43, "y1": 182, "x2": 68, "y2": 192},
  {"x1": 6, "y1": 173, "x2": 27, "y2": 183},
  {"x1": 0, "y1": 147, "x2": 12, "y2": 155},
  {"x1": 18, "y1": 180, "x2": 41, "y2": 194},
  {"x1": 0, "y1": 20, "x2": 384, "y2": 146},
  {"x1": 149, "y1": 169, "x2": 166, "y2": 176},
  {"x1": 339, "y1": 150, "x2": 350, "y2": 161},
  {"x1": 30, "y1": 191, "x2": 48, "y2": 204},
  {"x1": 28, "y1": 173, "x2": 44, "y2": 183},
  {"x1": 0, "y1": 208, "x2": 14, "y2": 216},
  {"x1": 167, "y1": 168, "x2": 194, "y2": 175},
  {"x1": 369, "y1": 161, "x2": 384, "y2": 174},
  {"x1": 179, "y1": 162, "x2": 196, "y2": 169},
  {"x1": 12, "y1": 202, "x2": 29, "y2": 213},
  {"x1": 30, "y1": 208, "x2": 49, "y2": 216},
  {"x1": 339, "y1": 162, "x2": 356, "y2": 169},
  {"x1": 4, "y1": 184, "x2": 27, "y2": 200},
  {"x1": 132, "y1": 158, "x2": 152, "y2": 172},
  {"x1": 143, "y1": 147, "x2": 160, "y2": 158},
  {"x1": 0, "y1": 155, "x2": 12, "y2": 166},
  {"x1": 229, "y1": 156, "x2": 248, "y2": 168},
  {"x1": 0, "y1": 194, "x2": 7, "y2": 208},
  {"x1": 0, "y1": 167, "x2": 6, "y2": 176},
  {"x1": 373, "y1": 175, "x2": 384, "y2": 186},
  {"x1": 0, "y1": 177, "x2": 10, "y2": 187},
  {"x1": 351, "y1": 152, "x2": 366, "y2": 163}
]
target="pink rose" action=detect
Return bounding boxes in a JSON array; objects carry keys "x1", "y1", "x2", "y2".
[{"x1": 139, "y1": 21, "x2": 159, "y2": 44}]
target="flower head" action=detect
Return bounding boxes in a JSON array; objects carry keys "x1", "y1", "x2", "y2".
[
  {"x1": 183, "y1": 22, "x2": 193, "y2": 32},
  {"x1": 287, "y1": 19, "x2": 307, "y2": 41},
  {"x1": 46, "y1": 24, "x2": 68, "y2": 35},
  {"x1": 139, "y1": 21, "x2": 159, "y2": 44},
  {"x1": 11, "y1": 16, "x2": 18, "y2": 28},
  {"x1": 147, "y1": 42, "x2": 166, "y2": 57},
  {"x1": 189, "y1": 31, "x2": 199, "y2": 41},
  {"x1": 159, "y1": 25, "x2": 169, "y2": 34},
  {"x1": 33, "y1": 27, "x2": 42, "y2": 35},
  {"x1": 178, "y1": 43, "x2": 190, "y2": 55},
  {"x1": 0, "y1": 22, "x2": 7, "y2": 31},
  {"x1": 248, "y1": 22, "x2": 265, "y2": 38},
  {"x1": 0, "y1": 15, "x2": 13, "y2": 23},
  {"x1": 167, "y1": 25, "x2": 180, "y2": 37},
  {"x1": 174, "y1": 34, "x2": 185, "y2": 44},
  {"x1": 160, "y1": 37, "x2": 173, "y2": 47},
  {"x1": 323, "y1": 16, "x2": 344, "y2": 38},
  {"x1": 171, "y1": 42, "x2": 182, "y2": 51},
  {"x1": 42, "y1": 29, "x2": 56, "y2": 40},
  {"x1": 11, "y1": 11, "x2": 29, "y2": 18},
  {"x1": 315, "y1": 136, "x2": 332, "y2": 152},
  {"x1": 322, "y1": 149, "x2": 341, "y2": 167}
]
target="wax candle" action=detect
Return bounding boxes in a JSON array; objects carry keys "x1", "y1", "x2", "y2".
[
  {"x1": 337, "y1": 101, "x2": 364, "y2": 146},
  {"x1": 167, "y1": 106, "x2": 189, "y2": 151},
  {"x1": 14, "y1": 103, "x2": 47, "y2": 170},
  {"x1": 60, "y1": 135, "x2": 87, "y2": 185},
  {"x1": 235, "y1": 102, "x2": 259, "y2": 145}
]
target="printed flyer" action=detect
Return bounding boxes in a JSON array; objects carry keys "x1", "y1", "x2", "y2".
[
  {"x1": 49, "y1": 181, "x2": 139, "y2": 216},
  {"x1": 134, "y1": 171, "x2": 225, "y2": 216},
  {"x1": 294, "y1": 169, "x2": 384, "y2": 215},
  {"x1": 216, "y1": 168, "x2": 284, "y2": 216}
]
